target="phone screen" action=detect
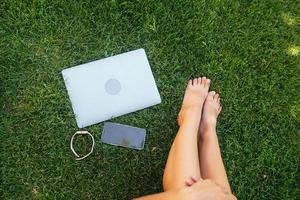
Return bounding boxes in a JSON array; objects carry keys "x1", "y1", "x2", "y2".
[{"x1": 101, "y1": 122, "x2": 146, "y2": 150}]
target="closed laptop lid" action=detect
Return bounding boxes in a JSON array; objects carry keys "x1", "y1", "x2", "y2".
[{"x1": 62, "y1": 49, "x2": 161, "y2": 128}]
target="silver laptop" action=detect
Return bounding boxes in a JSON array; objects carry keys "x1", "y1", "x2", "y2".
[{"x1": 62, "y1": 49, "x2": 161, "y2": 128}]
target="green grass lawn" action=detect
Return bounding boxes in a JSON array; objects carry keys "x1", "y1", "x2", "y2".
[{"x1": 1, "y1": 0, "x2": 299, "y2": 199}]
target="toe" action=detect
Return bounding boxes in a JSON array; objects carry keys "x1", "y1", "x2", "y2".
[
  {"x1": 207, "y1": 91, "x2": 215, "y2": 99},
  {"x1": 188, "y1": 79, "x2": 193, "y2": 86},
  {"x1": 214, "y1": 93, "x2": 219, "y2": 100},
  {"x1": 201, "y1": 77, "x2": 207, "y2": 84},
  {"x1": 218, "y1": 106, "x2": 222, "y2": 114},
  {"x1": 197, "y1": 77, "x2": 202, "y2": 85},
  {"x1": 193, "y1": 78, "x2": 198, "y2": 85},
  {"x1": 205, "y1": 78, "x2": 211, "y2": 87}
]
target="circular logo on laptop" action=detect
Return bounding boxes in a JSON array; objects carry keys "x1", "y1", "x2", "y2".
[{"x1": 105, "y1": 78, "x2": 121, "y2": 95}]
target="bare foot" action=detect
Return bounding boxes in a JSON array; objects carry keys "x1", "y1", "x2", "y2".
[
  {"x1": 199, "y1": 91, "x2": 222, "y2": 139},
  {"x1": 178, "y1": 77, "x2": 210, "y2": 126}
]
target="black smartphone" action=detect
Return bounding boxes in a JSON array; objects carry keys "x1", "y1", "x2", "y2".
[{"x1": 101, "y1": 122, "x2": 146, "y2": 150}]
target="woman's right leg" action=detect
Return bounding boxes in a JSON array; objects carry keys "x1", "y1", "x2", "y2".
[{"x1": 198, "y1": 91, "x2": 232, "y2": 193}]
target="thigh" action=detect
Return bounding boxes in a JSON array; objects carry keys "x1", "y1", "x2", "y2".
[{"x1": 163, "y1": 131, "x2": 201, "y2": 191}]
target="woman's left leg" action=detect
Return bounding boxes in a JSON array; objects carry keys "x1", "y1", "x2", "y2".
[{"x1": 162, "y1": 77, "x2": 210, "y2": 191}]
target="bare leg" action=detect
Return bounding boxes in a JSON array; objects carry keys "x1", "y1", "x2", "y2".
[
  {"x1": 163, "y1": 77, "x2": 210, "y2": 191},
  {"x1": 198, "y1": 91, "x2": 232, "y2": 193}
]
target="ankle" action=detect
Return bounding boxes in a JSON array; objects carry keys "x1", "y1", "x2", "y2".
[
  {"x1": 182, "y1": 104, "x2": 204, "y2": 113},
  {"x1": 199, "y1": 127, "x2": 217, "y2": 141},
  {"x1": 199, "y1": 119, "x2": 216, "y2": 133}
]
